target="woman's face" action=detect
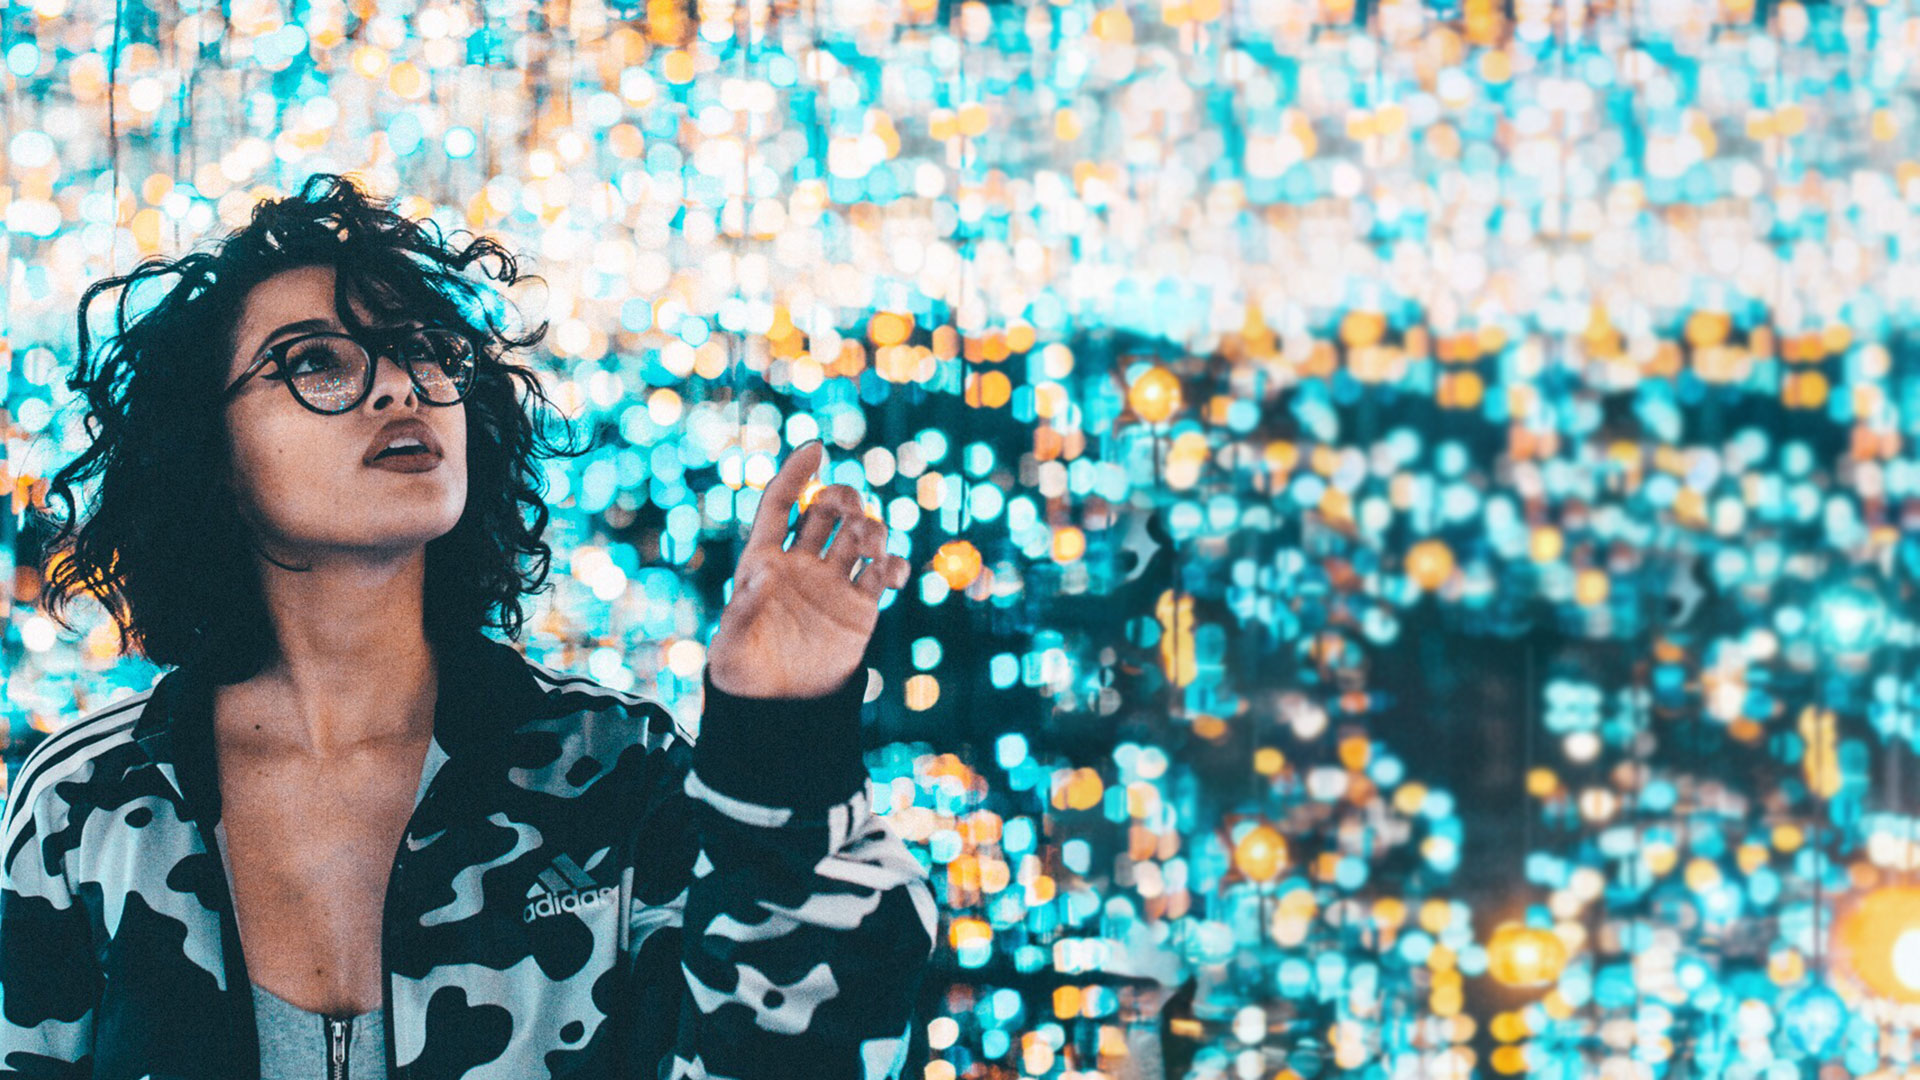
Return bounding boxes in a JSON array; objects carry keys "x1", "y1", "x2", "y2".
[{"x1": 221, "y1": 263, "x2": 469, "y2": 567}]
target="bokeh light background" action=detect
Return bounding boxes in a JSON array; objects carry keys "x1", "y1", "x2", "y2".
[{"x1": 9, "y1": 0, "x2": 1920, "y2": 1077}]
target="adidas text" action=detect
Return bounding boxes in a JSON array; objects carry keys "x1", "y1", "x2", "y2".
[{"x1": 524, "y1": 885, "x2": 620, "y2": 922}]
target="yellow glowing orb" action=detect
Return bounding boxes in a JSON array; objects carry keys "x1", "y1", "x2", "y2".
[
  {"x1": 1837, "y1": 884, "x2": 1920, "y2": 1003},
  {"x1": 1487, "y1": 923, "x2": 1568, "y2": 989},
  {"x1": 1406, "y1": 539, "x2": 1456, "y2": 590},
  {"x1": 1127, "y1": 365, "x2": 1182, "y2": 424},
  {"x1": 1234, "y1": 823, "x2": 1288, "y2": 882},
  {"x1": 931, "y1": 540, "x2": 983, "y2": 590}
]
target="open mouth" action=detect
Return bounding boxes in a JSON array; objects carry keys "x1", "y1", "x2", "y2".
[{"x1": 363, "y1": 419, "x2": 443, "y2": 465}]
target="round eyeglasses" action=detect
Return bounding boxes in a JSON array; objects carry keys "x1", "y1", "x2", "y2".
[{"x1": 222, "y1": 326, "x2": 478, "y2": 415}]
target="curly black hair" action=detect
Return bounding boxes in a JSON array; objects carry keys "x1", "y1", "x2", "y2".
[{"x1": 33, "y1": 172, "x2": 589, "y2": 683}]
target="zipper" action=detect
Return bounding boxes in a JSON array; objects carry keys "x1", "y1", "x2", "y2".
[{"x1": 326, "y1": 1015, "x2": 350, "y2": 1080}]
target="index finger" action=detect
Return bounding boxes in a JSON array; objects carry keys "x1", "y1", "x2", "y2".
[{"x1": 744, "y1": 439, "x2": 827, "y2": 552}]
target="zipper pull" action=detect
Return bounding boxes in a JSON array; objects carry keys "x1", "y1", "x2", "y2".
[{"x1": 327, "y1": 1016, "x2": 349, "y2": 1080}]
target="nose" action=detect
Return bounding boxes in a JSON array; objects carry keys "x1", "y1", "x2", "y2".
[{"x1": 364, "y1": 345, "x2": 420, "y2": 411}]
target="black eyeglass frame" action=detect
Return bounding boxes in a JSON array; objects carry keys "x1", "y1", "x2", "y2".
[{"x1": 221, "y1": 325, "x2": 479, "y2": 416}]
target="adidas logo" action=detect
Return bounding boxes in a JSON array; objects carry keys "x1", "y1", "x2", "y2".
[{"x1": 523, "y1": 852, "x2": 619, "y2": 923}]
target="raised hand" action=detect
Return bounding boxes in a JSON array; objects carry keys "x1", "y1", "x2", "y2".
[{"x1": 705, "y1": 440, "x2": 911, "y2": 699}]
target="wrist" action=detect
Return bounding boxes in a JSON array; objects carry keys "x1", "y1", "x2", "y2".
[
  {"x1": 694, "y1": 662, "x2": 871, "y2": 812},
  {"x1": 707, "y1": 657, "x2": 862, "y2": 700}
]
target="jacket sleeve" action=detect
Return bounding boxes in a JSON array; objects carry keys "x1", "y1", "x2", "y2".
[
  {"x1": 0, "y1": 742, "x2": 100, "y2": 1077},
  {"x1": 651, "y1": 664, "x2": 937, "y2": 1080}
]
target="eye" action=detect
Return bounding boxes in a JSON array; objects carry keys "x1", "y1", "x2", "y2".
[
  {"x1": 396, "y1": 336, "x2": 436, "y2": 364},
  {"x1": 282, "y1": 340, "x2": 349, "y2": 375}
]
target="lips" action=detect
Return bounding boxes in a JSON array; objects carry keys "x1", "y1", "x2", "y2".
[
  {"x1": 368, "y1": 449, "x2": 442, "y2": 473},
  {"x1": 364, "y1": 418, "x2": 443, "y2": 466}
]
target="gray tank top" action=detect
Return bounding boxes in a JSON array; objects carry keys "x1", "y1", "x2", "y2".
[{"x1": 213, "y1": 819, "x2": 389, "y2": 1079}]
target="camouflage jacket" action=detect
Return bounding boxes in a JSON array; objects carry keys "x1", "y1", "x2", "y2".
[{"x1": 0, "y1": 628, "x2": 937, "y2": 1079}]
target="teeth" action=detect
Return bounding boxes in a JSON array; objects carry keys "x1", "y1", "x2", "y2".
[{"x1": 375, "y1": 435, "x2": 430, "y2": 459}]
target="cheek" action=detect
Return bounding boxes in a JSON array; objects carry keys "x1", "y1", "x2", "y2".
[
  {"x1": 229, "y1": 419, "x2": 352, "y2": 512},
  {"x1": 444, "y1": 414, "x2": 471, "y2": 480}
]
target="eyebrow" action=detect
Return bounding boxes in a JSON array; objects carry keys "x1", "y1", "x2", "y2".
[
  {"x1": 247, "y1": 317, "x2": 343, "y2": 363},
  {"x1": 247, "y1": 316, "x2": 426, "y2": 362}
]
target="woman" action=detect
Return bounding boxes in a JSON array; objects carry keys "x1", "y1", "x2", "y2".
[{"x1": 0, "y1": 174, "x2": 936, "y2": 1079}]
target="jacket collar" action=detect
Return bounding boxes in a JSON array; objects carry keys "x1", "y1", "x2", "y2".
[{"x1": 130, "y1": 627, "x2": 545, "y2": 822}]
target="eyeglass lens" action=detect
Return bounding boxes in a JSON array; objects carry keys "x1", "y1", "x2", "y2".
[{"x1": 282, "y1": 329, "x2": 476, "y2": 413}]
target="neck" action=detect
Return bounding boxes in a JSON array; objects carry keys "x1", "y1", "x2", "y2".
[{"x1": 228, "y1": 547, "x2": 438, "y2": 757}]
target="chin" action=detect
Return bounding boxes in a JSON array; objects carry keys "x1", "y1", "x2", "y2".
[
  {"x1": 358, "y1": 467, "x2": 465, "y2": 499},
  {"x1": 336, "y1": 507, "x2": 464, "y2": 545},
  {"x1": 370, "y1": 526, "x2": 462, "y2": 559}
]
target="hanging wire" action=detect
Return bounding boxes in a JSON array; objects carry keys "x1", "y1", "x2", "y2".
[
  {"x1": 106, "y1": 0, "x2": 125, "y2": 276},
  {"x1": 1524, "y1": 634, "x2": 1536, "y2": 862},
  {"x1": 1625, "y1": 514, "x2": 1666, "y2": 1060},
  {"x1": 1904, "y1": 606, "x2": 1916, "y2": 885},
  {"x1": 953, "y1": 0, "x2": 972, "y2": 536},
  {"x1": 1813, "y1": 704, "x2": 1827, "y2": 980},
  {"x1": 1152, "y1": 420, "x2": 1167, "y2": 722},
  {"x1": 730, "y1": 0, "x2": 752, "y2": 468}
]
